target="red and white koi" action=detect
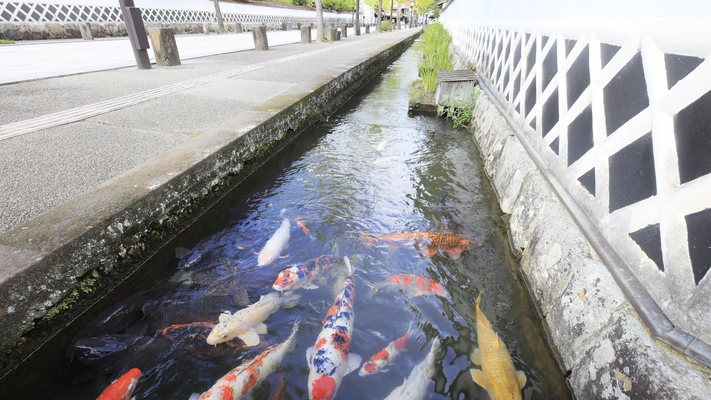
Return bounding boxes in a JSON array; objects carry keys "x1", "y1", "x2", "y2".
[
  {"x1": 97, "y1": 368, "x2": 141, "y2": 400},
  {"x1": 359, "y1": 323, "x2": 412, "y2": 376},
  {"x1": 191, "y1": 321, "x2": 299, "y2": 400},
  {"x1": 370, "y1": 274, "x2": 447, "y2": 298},
  {"x1": 273, "y1": 255, "x2": 340, "y2": 292},
  {"x1": 258, "y1": 218, "x2": 291, "y2": 266},
  {"x1": 307, "y1": 256, "x2": 362, "y2": 400},
  {"x1": 383, "y1": 337, "x2": 441, "y2": 400}
]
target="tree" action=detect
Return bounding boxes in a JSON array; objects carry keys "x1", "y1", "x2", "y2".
[
  {"x1": 315, "y1": 0, "x2": 324, "y2": 42},
  {"x1": 377, "y1": 0, "x2": 382, "y2": 31},
  {"x1": 413, "y1": 0, "x2": 436, "y2": 19}
]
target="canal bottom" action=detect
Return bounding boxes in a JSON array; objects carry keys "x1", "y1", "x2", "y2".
[{"x1": 0, "y1": 44, "x2": 572, "y2": 400}]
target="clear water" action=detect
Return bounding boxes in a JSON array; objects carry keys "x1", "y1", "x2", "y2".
[{"x1": 0, "y1": 45, "x2": 571, "y2": 400}]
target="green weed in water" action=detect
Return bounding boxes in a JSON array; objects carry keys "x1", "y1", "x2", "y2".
[{"x1": 416, "y1": 23, "x2": 453, "y2": 93}]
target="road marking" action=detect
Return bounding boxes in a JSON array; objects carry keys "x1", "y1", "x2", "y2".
[{"x1": 0, "y1": 36, "x2": 377, "y2": 142}]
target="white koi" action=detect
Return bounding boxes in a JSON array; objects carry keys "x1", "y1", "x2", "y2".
[
  {"x1": 207, "y1": 292, "x2": 300, "y2": 346},
  {"x1": 382, "y1": 337, "x2": 440, "y2": 400},
  {"x1": 258, "y1": 218, "x2": 290, "y2": 266}
]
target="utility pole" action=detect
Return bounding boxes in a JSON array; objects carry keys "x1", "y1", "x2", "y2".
[
  {"x1": 377, "y1": 0, "x2": 382, "y2": 32},
  {"x1": 212, "y1": 0, "x2": 224, "y2": 33},
  {"x1": 118, "y1": 0, "x2": 150, "y2": 69},
  {"x1": 355, "y1": 0, "x2": 360, "y2": 35},
  {"x1": 315, "y1": 0, "x2": 324, "y2": 42}
]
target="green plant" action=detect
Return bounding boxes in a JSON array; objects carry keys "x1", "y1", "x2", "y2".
[
  {"x1": 0, "y1": 39, "x2": 14, "y2": 45},
  {"x1": 416, "y1": 23, "x2": 453, "y2": 93},
  {"x1": 447, "y1": 87, "x2": 480, "y2": 129},
  {"x1": 380, "y1": 20, "x2": 392, "y2": 31}
]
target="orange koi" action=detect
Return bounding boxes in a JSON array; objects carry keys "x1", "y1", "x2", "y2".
[
  {"x1": 362, "y1": 231, "x2": 481, "y2": 259},
  {"x1": 372, "y1": 274, "x2": 447, "y2": 298},
  {"x1": 295, "y1": 218, "x2": 310, "y2": 235},
  {"x1": 97, "y1": 368, "x2": 141, "y2": 400}
]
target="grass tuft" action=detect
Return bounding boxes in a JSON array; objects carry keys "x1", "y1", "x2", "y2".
[
  {"x1": 0, "y1": 39, "x2": 15, "y2": 45},
  {"x1": 416, "y1": 23, "x2": 453, "y2": 93}
]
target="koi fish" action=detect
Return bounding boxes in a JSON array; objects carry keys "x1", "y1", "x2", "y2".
[
  {"x1": 258, "y1": 218, "x2": 291, "y2": 266},
  {"x1": 307, "y1": 256, "x2": 362, "y2": 400},
  {"x1": 273, "y1": 255, "x2": 340, "y2": 292},
  {"x1": 382, "y1": 337, "x2": 441, "y2": 400},
  {"x1": 362, "y1": 232, "x2": 481, "y2": 259},
  {"x1": 191, "y1": 321, "x2": 299, "y2": 400},
  {"x1": 295, "y1": 218, "x2": 311, "y2": 235},
  {"x1": 370, "y1": 274, "x2": 447, "y2": 298},
  {"x1": 359, "y1": 323, "x2": 412, "y2": 376},
  {"x1": 470, "y1": 292, "x2": 526, "y2": 400},
  {"x1": 207, "y1": 292, "x2": 300, "y2": 346},
  {"x1": 97, "y1": 368, "x2": 141, "y2": 400}
]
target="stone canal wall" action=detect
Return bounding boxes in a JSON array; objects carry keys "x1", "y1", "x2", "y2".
[
  {"x1": 0, "y1": 31, "x2": 419, "y2": 376},
  {"x1": 471, "y1": 85, "x2": 711, "y2": 398},
  {"x1": 441, "y1": 0, "x2": 711, "y2": 396}
]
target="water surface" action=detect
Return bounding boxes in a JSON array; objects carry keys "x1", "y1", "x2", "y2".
[{"x1": 0, "y1": 44, "x2": 571, "y2": 400}]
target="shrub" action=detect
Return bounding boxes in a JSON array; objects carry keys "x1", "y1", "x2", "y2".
[{"x1": 380, "y1": 21, "x2": 392, "y2": 31}]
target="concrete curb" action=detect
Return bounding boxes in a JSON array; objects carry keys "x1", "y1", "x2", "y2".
[
  {"x1": 0, "y1": 29, "x2": 420, "y2": 376},
  {"x1": 471, "y1": 88, "x2": 711, "y2": 397}
]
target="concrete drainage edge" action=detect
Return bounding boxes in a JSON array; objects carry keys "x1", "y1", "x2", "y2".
[
  {"x1": 0, "y1": 31, "x2": 419, "y2": 377},
  {"x1": 470, "y1": 83, "x2": 711, "y2": 398}
]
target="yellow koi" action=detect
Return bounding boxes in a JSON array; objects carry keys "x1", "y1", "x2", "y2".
[{"x1": 470, "y1": 292, "x2": 526, "y2": 400}]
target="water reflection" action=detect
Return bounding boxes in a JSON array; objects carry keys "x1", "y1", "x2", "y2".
[{"x1": 0, "y1": 45, "x2": 571, "y2": 400}]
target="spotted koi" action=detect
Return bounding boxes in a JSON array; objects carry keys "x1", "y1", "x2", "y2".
[
  {"x1": 192, "y1": 321, "x2": 299, "y2": 400},
  {"x1": 362, "y1": 231, "x2": 481, "y2": 259},
  {"x1": 359, "y1": 323, "x2": 412, "y2": 376},
  {"x1": 273, "y1": 255, "x2": 340, "y2": 292},
  {"x1": 307, "y1": 257, "x2": 362, "y2": 400},
  {"x1": 97, "y1": 368, "x2": 141, "y2": 400}
]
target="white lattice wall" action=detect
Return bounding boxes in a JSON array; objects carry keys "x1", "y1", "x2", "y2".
[
  {"x1": 441, "y1": 1, "x2": 711, "y2": 348},
  {"x1": 0, "y1": 1, "x2": 341, "y2": 24}
]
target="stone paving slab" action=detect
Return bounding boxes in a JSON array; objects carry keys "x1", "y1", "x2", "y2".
[{"x1": 0, "y1": 30, "x2": 404, "y2": 235}]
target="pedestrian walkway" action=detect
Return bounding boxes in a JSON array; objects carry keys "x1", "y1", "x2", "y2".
[
  {"x1": 0, "y1": 28, "x2": 417, "y2": 235},
  {"x1": 0, "y1": 27, "x2": 357, "y2": 85}
]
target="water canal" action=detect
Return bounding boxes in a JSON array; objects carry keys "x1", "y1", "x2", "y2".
[{"x1": 0, "y1": 44, "x2": 572, "y2": 399}]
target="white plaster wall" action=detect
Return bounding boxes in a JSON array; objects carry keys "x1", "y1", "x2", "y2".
[{"x1": 441, "y1": 0, "x2": 711, "y2": 344}]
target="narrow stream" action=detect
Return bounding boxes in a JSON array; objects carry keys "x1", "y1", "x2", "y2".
[{"x1": 0, "y1": 44, "x2": 571, "y2": 400}]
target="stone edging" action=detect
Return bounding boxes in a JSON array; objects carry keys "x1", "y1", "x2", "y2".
[
  {"x1": 0, "y1": 30, "x2": 419, "y2": 377},
  {"x1": 471, "y1": 84, "x2": 711, "y2": 398}
]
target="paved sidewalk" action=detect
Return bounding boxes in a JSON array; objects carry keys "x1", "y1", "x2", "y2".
[
  {"x1": 0, "y1": 28, "x2": 418, "y2": 235},
  {"x1": 0, "y1": 27, "x2": 358, "y2": 85}
]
